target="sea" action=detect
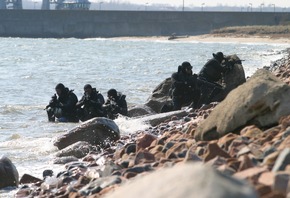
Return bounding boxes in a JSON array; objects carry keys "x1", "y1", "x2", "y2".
[{"x1": 0, "y1": 37, "x2": 289, "y2": 197}]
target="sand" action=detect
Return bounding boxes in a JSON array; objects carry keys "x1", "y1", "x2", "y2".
[{"x1": 111, "y1": 34, "x2": 290, "y2": 44}]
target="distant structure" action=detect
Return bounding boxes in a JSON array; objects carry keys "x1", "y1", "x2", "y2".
[
  {"x1": 0, "y1": 0, "x2": 23, "y2": 9},
  {"x1": 41, "y1": 0, "x2": 91, "y2": 10}
]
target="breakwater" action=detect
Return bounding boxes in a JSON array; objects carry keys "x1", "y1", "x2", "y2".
[{"x1": 0, "y1": 10, "x2": 289, "y2": 38}]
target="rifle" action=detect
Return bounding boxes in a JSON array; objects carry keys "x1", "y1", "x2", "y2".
[{"x1": 45, "y1": 94, "x2": 57, "y2": 110}]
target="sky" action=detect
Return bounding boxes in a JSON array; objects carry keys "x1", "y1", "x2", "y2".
[{"x1": 115, "y1": 0, "x2": 290, "y2": 8}]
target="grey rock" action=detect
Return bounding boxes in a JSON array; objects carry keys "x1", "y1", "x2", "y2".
[
  {"x1": 128, "y1": 105, "x2": 156, "y2": 117},
  {"x1": 195, "y1": 69, "x2": 290, "y2": 141},
  {"x1": 0, "y1": 156, "x2": 19, "y2": 188},
  {"x1": 105, "y1": 162, "x2": 258, "y2": 198},
  {"x1": 272, "y1": 148, "x2": 290, "y2": 172},
  {"x1": 145, "y1": 77, "x2": 172, "y2": 113},
  {"x1": 136, "y1": 109, "x2": 187, "y2": 127},
  {"x1": 53, "y1": 156, "x2": 79, "y2": 164},
  {"x1": 55, "y1": 141, "x2": 93, "y2": 158},
  {"x1": 53, "y1": 117, "x2": 120, "y2": 150},
  {"x1": 79, "y1": 176, "x2": 122, "y2": 196}
]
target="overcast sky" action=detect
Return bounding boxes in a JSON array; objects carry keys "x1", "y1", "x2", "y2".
[{"x1": 114, "y1": 0, "x2": 290, "y2": 7}]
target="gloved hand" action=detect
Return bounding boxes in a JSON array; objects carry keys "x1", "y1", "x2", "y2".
[{"x1": 55, "y1": 102, "x2": 63, "y2": 108}]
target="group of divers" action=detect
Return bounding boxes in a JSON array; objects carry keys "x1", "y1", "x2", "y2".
[{"x1": 46, "y1": 51, "x2": 233, "y2": 123}]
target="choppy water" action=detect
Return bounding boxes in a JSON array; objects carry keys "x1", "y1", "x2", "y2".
[{"x1": 0, "y1": 37, "x2": 289, "y2": 196}]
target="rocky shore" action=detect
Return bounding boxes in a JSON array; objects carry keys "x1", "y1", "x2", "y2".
[{"x1": 2, "y1": 50, "x2": 290, "y2": 197}]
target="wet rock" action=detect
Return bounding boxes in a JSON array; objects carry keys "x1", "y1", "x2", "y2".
[
  {"x1": 43, "y1": 170, "x2": 53, "y2": 179},
  {"x1": 53, "y1": 156, "x2": 79, "y2": 164},
  {"x1": 0, "y1": 156, "x2": 19, "y2": 188},
  {"x1": 127, "y1": 104, "x2": 156, "y2": 117},
  {"x1": 53, "y1": 117, "x2": 120, "y2": 150},
  {"x1": 55, "y1": 141, "x2": 93, "y2": 158},
  {"x1": 136, "y1": 110, "x2": 188, "y2": 127},
  {"x1": 19, "y1": 174, "x2": 41, "y2": 184},
  {"x1": 145, "y1": 77, "x2": 172, "y2": 113}
]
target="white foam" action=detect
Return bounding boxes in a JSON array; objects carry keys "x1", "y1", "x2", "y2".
[{"x1": 114, "y1": 115, "x2": 151, "y2": 135}]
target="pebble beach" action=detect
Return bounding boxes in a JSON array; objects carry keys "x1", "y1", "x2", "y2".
[{"x1": 7, "y1": 36, "x2": 290, "y2": 198}]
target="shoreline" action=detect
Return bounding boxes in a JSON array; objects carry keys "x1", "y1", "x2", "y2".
[{"x1": 111, "y1": 34, "x2": 290, "y2": 44}]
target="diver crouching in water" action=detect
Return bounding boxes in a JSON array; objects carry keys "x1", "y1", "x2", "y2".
[
  {"x1": 45, "y1": 83, "x2": 79, "y2": 123},
  {"x1": 103, "y1": 89, "x2": 128, "y2": 120}
]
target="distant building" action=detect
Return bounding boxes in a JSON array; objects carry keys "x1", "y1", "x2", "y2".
[
  {"x1": 51, "y1": 0, "x2": 90, "y2": 10},
  {"x1": 1, "y1": 0, "x2": 23, "y2": 9},
  {"x1": 41, "y1": 0, "x2": 90, "y2": 10}
]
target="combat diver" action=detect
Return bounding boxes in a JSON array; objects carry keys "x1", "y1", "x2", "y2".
[
  {"x1": 198, "y1": 51, "x2": 228, "y2": 84},
  {"x1": 170, "y1": 61, "x2": 200, "y2": 110},
  {"x1": 45, "y1": 83, "x2": 79, "y2": 122},
  {"x1": 197, "y1": 52, "x2": 231, "y2": 105},
  {"x1": 76, "y1": 84, "x2": 105, "y2": 121},
  {"x1": 103, "y1": 89, "x2": 128, "y2": 120}
]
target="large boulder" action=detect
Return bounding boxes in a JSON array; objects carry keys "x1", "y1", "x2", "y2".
[
  {"x1": 105, "y1": 162, "x2": 258, "y2": 198},
  {"x1": 223, "y1": 54, "x2": 246, "y2": 91},
  {"x1": 217, "y1": 54, "x2": 246, "y2": 100},
  {"x1": 127, "y1": 104, "x2": 156, "y2": 117},
  {"x1": 0, "y1": 156, "x2": 19, "y2": 188},
  {"x1": 53, "y1": 117, "x2": 120, "y2": 150},
  {"x1": 145, "y1": 77, "x2": 172, "y2": 113},
  {"x1": 195, "y1": 69, "x2": 290, "y2": 141}
]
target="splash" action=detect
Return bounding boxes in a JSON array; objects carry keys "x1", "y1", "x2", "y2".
[{"x1": 114, "y1": 115, "x2": 151, "y2": 136}]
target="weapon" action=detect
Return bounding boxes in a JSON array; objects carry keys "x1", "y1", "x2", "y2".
[
  {"x1": 103, "y1": 99, "x2": 118, "y2": 115},
  {"x1": 83, "y1": 94, "x2": 91, "y2": 105},
  {"x1": 45, "y1": 94, "x2": 57, "y2": 110}
]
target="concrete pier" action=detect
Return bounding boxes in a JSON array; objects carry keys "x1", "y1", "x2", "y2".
[{"x1": 0, "y1": 10, "x2": 288, "y2": 38}]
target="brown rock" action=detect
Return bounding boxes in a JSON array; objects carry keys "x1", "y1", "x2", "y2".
[
  {"x1": 217, "y1": 133, "x2": 239, "y2": 151},
  {"x1": 134, "y1": 151, "x2": 155, "y2": 165},
  {"x1": 228, "y1": 139, "x2": 248, "y2": 157},
  {"x1": 149, "y1": 145, "x2": 163, "y2": 155},
  {"x1": 263, "y1": 151, "x2": 280, "y2": 167},
  {"x1": 238, "y1": 155, "x2": 255, "y2": 171},
  {"x1": 255, "y1": 184, "x2": 272, "y2": 197},
  {"x1": 19, "y1": 174, "x2": 41, "y2": 184},
  {"x1": 123, "y1": 172, "x2": 137, "y2": 179},
  {"x1": 277, "y1": 135, "x2": 290, "y2": 150},
  {"x1": 165, "y1": 142, "x2": 187, "y2": 159},
  {"x1": 258, "y1": 172, "x2": 274, "y2": 186},
  {"x1": 234, "y1": 166, "x2": 268, "y2": 183},
  {"x1": 136, "y1": 134, "x2": 157, "y2": 151},
  {"x1": 240, "y1": 125, "x2": 263, "y2": 138},
  {"x1": 203, "y1": 142, "x2": 231, "y2": 162},
  {"x1": 206, "y1": 156, "x2": 227, "y2": 168}
]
